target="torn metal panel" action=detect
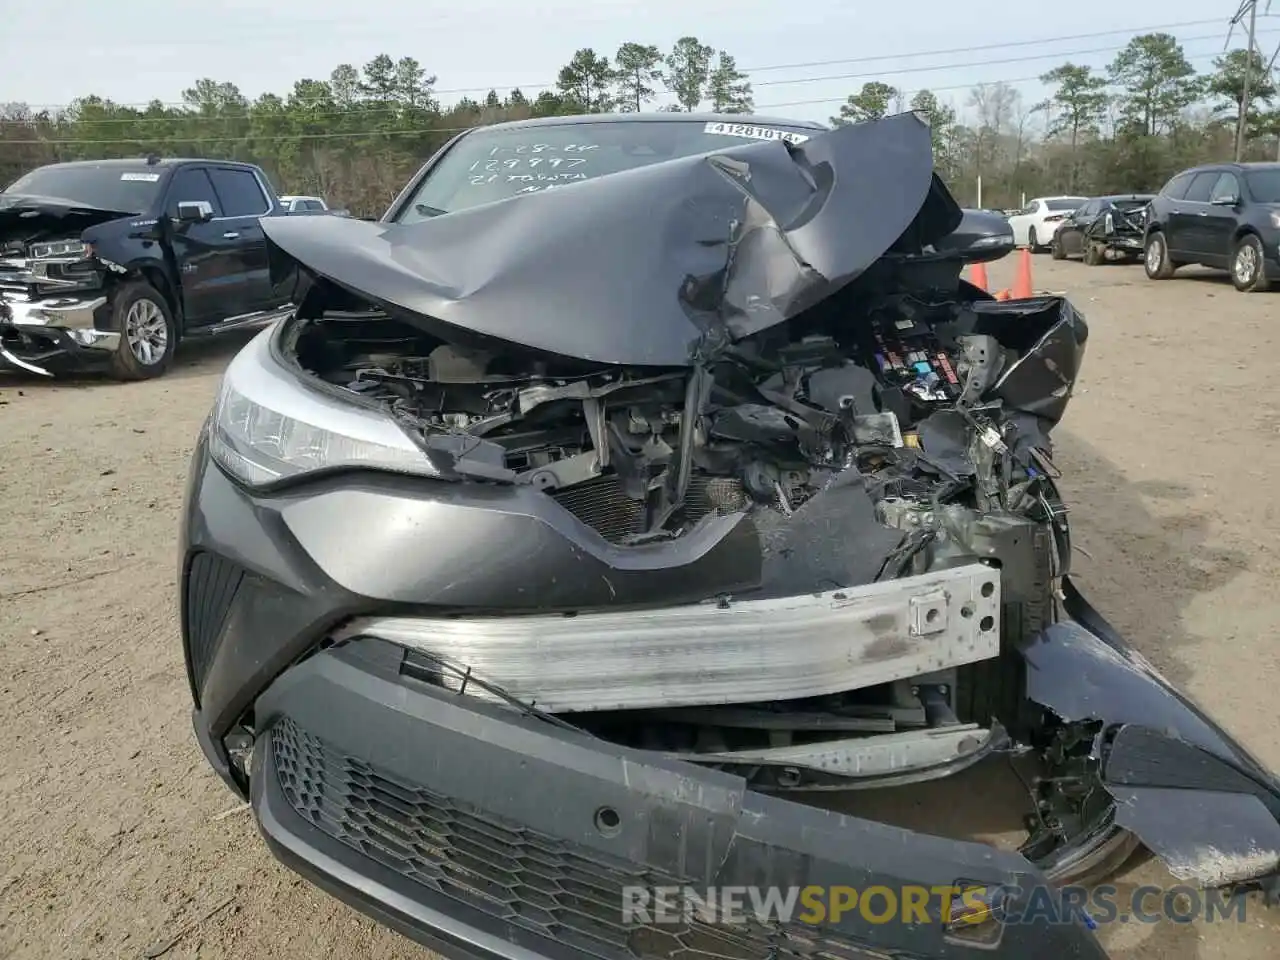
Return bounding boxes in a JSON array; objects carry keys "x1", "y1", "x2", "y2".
[
  {"x1": 1107, "y1": 786, "x2": 1280, "y2": 886},
  {"x1": 1033, "y1": 593, "x2": 1276, "y2": 771},
  {"x1": 1023, "y1": 587, "x2": 1280, "y2": 888}
]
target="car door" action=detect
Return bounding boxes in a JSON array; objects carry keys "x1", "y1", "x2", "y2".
[
  {"x1": 206, "y1": 166, "x2": 278, "y2": 313},
  {"x1": 1203, "y1": 172, "x2": 1241, "y2": 268},
  {"x1": 162, "y1": 166, "x2": 249, "y2": 327},
  {"x1": 1172, "y1": 172, "x2": 1218, "y2": 261}
]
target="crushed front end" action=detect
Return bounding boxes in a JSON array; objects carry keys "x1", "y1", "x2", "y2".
[
  {"x1": 0, "y1": 205, "x2": 128, "y2": 375},
  {"x1": 181, "y1": 114, "x2": 1280, "y2": 960},
  {"x1": 1084, "y1": 200, "x2": 1150, "y2": 258}
]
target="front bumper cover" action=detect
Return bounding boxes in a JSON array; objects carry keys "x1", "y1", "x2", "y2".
[
  {"x1": 250, "y1": 638, "x2": 1110, "y2": 960},
  {"x1": 0, "y1": 293, "x2": 114, "y2": 375},
  {"x1": 182, "y1": 432, "x2": 1280, "y2": 957}
]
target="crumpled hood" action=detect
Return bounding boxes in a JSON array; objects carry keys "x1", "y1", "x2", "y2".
[
  {"x1": 0, "y1": 194, "x2": 136, "y2": 243},
  {"x1": 261, "y1": 112, "x2": 962, "y2": 367}
]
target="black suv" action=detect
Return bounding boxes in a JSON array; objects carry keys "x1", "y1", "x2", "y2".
[{"x1": 1143, "y1": 161, "x2": 1280, "y2": 292}]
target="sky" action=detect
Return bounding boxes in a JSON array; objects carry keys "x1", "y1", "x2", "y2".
[{"x1": 0, "y1": 0, "x2": 1270, "y2": 125}]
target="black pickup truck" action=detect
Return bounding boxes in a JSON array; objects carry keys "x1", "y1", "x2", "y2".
[{"x1": 0, "y1": 157, "x2": 294, "y2": 380}]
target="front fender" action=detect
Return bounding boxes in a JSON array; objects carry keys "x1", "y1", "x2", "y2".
[{"x1": 1022, "y1": 578, "x2": 1280, "y2": 888}]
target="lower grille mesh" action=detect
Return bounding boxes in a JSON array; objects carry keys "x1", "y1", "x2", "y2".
[
  {"x1": 270, "y1": 718, "x2": 888, "y2": 960},
  {"x1": 183, "y1": 551, "x2": 245, "y2": 697},
  {"x1": 551, "y1": 474, "x2": 748, "y2": 544}
]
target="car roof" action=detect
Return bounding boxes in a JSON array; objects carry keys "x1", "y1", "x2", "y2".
[
  {"x1": 469, "y1": 112, "x2": 829, "y2": 134},
  {"x1": 31, "y1": 157, "x2": 262, "y2": 172},
  {"x1": 1098, "y1": 193, "x2": 1155, "y2": 201},
  {"x1": 1034, "y1": 195, "x2": 1088, "y2": 201},
  {"x1": 1183, "y1": 162, "x2": 1280, "y2": 174}
]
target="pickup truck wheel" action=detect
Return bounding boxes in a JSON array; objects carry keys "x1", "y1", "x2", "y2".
[
  {"x1": 1083, "y1": 241, "x2": 1103, "y2": 266},
  {"x1": 108, "y1": 281, "x2": 177, "y2": 381},
  {"x1": 1232, "y1": 234, "x2": 1271, "y2": 292},
  {"x1": 1143, "y1": 232, "x2": 1176, "y2": 279}
]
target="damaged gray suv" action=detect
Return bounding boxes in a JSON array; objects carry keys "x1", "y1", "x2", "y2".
[{"x1": 181, "y1": 112, "x2": 1280, "y2": 959}]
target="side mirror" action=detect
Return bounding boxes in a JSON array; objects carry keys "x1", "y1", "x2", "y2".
[
  {"x1": 934, "y1": 208, "x2": 1016, "y2": 264},
  {"x1": 175, "y1": 200, "x2": 213, "y2": 223},
  {"x1": 1210, "y1": 195, "x2": 1239, "y2": 207}
]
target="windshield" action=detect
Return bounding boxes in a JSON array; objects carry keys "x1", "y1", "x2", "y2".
[
  {"x1": 1246, "y1": 169, "x2": 1280, "y2": 203},
  {"x1": 2, "y1": 164, "x2": 164, "y2": 214},
  {"x1": 394, "y1": 119, "x2": 819, "y2": 222},
  {"x1": 1113, "y1": 198, "x2": 1153, "y2": 212},
  {"x1": 1046, "y1": 198, "x2": 1087, "y2": 211}
]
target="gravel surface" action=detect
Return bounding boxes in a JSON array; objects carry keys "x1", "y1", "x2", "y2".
[{"x1": 2, "y1": 255, "x2": 1279, "y2": 958}]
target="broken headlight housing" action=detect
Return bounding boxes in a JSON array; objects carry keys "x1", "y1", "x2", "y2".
[
  {"x1": 28, "y1": 239, "x2": 90, "y2": 259},
  {"x1": 209, "y1": 329, "x2": 440, "y2": 488}
]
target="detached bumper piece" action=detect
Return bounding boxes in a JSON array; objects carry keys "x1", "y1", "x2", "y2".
[
  {"x1": 251, "y1": 639, "x2": 1109, "y2": 960},
  {"x1": 0, "y1": 293, "x2": 114, "y2": 375}
]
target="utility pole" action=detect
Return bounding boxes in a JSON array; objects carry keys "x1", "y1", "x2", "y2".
[{"x1": 1233, "y1": 0, "x2": 1259, "y2": 160}]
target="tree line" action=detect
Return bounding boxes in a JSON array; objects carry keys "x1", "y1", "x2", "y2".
[
  {"x1": 836, "y1": 33, "x2": 1278, "y2": 207},
  {"x1": 0, "y1": 31, "x2": 1272, "y2": 215}
]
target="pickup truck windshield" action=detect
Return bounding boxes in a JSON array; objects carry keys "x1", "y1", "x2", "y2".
[
  {"x1": 1246, "y1": 169, "x2": 1280, "y2": 203},
  {"x1": 2, "y1": 164, "x2": 164, "y2": 215},
  {"x1": 395, "y1": 119, "x2": 820, "y2": 223}
]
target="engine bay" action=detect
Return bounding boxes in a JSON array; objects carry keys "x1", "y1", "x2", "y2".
[{"x1": 288, "y1": 265, "x2": 1081, "y2": 575}]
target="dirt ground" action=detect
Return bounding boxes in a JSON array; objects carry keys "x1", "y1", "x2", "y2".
[{"x1": 3, "y1": 255, "x2": 1280, "y2": 959}]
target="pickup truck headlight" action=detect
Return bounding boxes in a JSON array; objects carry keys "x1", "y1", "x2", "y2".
[
  {"x1": 28, "y1": 239, "x2": 90, "y2": 259},
  {"x1": 209, "y1": 328, "x2": 439, "y2": 488},
  {"x1": 1270, "y1": 211, "x2": 1280, "y2": 229}
]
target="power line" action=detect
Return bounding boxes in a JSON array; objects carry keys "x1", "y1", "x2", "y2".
[
  {"x1": 740, "y1": 17, "x2": 1240, "y2": 73},
  {"x1": 757, "y1": 47, "x2": 1247, "y2": 109},
  {"x1": 0, "y1": 46, "x2": 1241, "y2": 147},
  {"x1": 10, "y1": 16, "x2": 1265, "y2": 113},
  {"x1": 751, "y1": 31, "x2": 1271, "y2": 87},
  {"x1": 1, "y1": 28, "x2": 1264, "y2": 130}
]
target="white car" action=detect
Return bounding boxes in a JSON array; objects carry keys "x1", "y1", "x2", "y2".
[
  {"x1": 1007, "y1": 196, "x2": 1088, "y2": 251},
  {"x1": 278, "y1": 195, "x2": 330, "y2": 214}
]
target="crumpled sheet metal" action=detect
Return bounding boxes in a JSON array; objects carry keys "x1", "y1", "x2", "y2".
[{"x1": 260, "y1": 112, "x2": 961, "y2": 367}]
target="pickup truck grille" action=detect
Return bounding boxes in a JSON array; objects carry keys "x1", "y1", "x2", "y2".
[
  {"x1": 0, "y1": 257, "x2": 33, "y2": 295},
  {"x1": 0, "y1": 256, "x2": 98, "y2": 297}
]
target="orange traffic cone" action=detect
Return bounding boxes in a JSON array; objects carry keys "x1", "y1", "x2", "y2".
[
  {"x1": 969, "y1": 262, "x2": 988, "y2": 291},
  {"x1": 1012, "y1": 248, "x2": 1033, "y2": 299}
]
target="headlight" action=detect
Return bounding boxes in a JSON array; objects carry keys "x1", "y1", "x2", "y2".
[
  {"x1": 209, "y1": 328, "x2": 439, "y2": 488},
  {"x1": 1104, "y1": 212, "x2": 1114, "y2": 233},
  {"x1": 1270, "y1": 211, "x2": 1280, "y2": 229},
  {"x1": 28, "y1": 239, "x2": 90, "y2": 259}
]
